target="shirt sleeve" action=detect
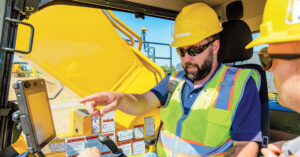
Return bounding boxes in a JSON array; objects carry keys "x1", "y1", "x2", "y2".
[
  {"x1": 150, "y1": 74, "x2": 170, "y2": 106},
  {"x1": 282, "y1": 136, "x2": 300, "y2": 156},
  {"x1": 231, "y1": 77, "x2": 263, "y2": 142}
]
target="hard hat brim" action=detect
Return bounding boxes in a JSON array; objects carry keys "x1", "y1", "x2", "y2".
[
  {"x1": 171, "y1": 27, "x2": 223, "y2": 48},
  {"x1": 246, "y1": 34, "x2": 300, "y2": 49},
  {"x1": 246, "y1": 36, "x2": 267, "y2": 49},
  {"x1": 170, "y1": 37, "x2": 202, "y2": 48}
]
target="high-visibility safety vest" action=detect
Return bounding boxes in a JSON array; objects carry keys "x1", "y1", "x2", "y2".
[{"x1": 156, "y1": 64, "x2": 260, "y2": 157}]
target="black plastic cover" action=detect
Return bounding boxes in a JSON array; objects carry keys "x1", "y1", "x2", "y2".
[
  {"x1": 226, "y1": 1, "x2": 243, "y2": 21},
  {"x1": 219, "y1": 20, "x2": 253, "y2": 63}
]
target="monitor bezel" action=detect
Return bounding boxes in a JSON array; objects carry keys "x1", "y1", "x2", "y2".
[{"x1": 14, "y1": 79, "x2": 56, "y2": 153}]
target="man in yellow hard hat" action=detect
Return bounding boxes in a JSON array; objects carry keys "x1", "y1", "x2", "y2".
[
  {"x1": 79, "y1": 3, "x2": 262, "y2": 157},
  {"x1": 246, "y1": 0, "x2": 300, "y2": 156}
]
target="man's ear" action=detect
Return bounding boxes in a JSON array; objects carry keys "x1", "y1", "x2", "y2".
[{"x1": 212, "y1": 39, "x2": 220, "y2": 55}]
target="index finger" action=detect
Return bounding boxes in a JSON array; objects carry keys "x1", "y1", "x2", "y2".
[
  {"x1": 85, "y1": 101, "x2": 100, "y2": 116},
  {"x1": 79, "y1": 92, "x2": 109, "y2": 104}
]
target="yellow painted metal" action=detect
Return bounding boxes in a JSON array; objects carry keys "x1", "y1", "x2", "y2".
[
  {"x1": 15, "y1": 4, "x2": 164, "y2": 96},
  {"x1": 15, "y1": 3, "x2": 164, "y2": 155},
  {"x1": 106, "y1": 10, "x2": 143, "y2": 51},
  {"x1": 268, "y1": 93, "x2": 277, "y2": 99},
  {"x1": 12, "y1": 63, "x2": 22, "y2": 73},
  {"x1": 72, "y1": 108, "x2": 92, "y2": 136},
  {"x1": 102, "y1": 10, "x2": 135, "y2": 47},
  {"x1": 32, "y1": 67, "x2": 37, "y2": 78},
  {"x1": 11, "y1": 135, "x2": 28, "y2": 154}
]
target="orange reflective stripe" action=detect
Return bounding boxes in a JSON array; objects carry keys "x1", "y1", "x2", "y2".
[
  {"x1": 227, "y1": 69, "x2": 242, "y2": 111},
  {"x1": 209, "y1": 151, "x2": 227, "y2": 156},
  {"x1": 212, "y1": 66, "x2": 230, "y2": 108},
  {"x1": 224, "y1": 138, "x2": 233, "y2": 143},
  {"x1": 180, "y1": 137, "x2": 232, "y2": 147},
  {"x1": 180, "y1": 137, "x2": 206, "y2": 146},
  {"x1": 172, "y1": 71, "x2": 180, "y2": 79}
]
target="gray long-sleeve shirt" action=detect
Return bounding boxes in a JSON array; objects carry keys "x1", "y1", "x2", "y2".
[{"x1": 282, "y1": 136, "x2": 300, "y2": 156}]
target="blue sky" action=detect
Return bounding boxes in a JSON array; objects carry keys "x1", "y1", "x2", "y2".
[{"x1": 113, "y1": 11, "x2": 180, "y2": 67}]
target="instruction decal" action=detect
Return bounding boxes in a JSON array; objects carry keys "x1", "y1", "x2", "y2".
[
  {"x1": 49, "y1": 138, "x2": 65, "y2": 152},
  {"x1": 118, "y1": 141, "x2": 132, "y2": 156},
  {"x1": 134, "y1": 124, "x2": 144, "y2": 139},
  {"x1": 117, "y1": 129, "x2": 133, "y2": 142},
  {"x1": 133, "y1": 138, "x2": 146, "y2": 155},
  {"x1": 101, "y1": 112, "x2": 115, "y2": 132},
  {"x1": 65, "y1": 137, "x2": 85, "y2": 157}
]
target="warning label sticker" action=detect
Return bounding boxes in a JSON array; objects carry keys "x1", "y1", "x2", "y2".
[
  {"x1": 134, "y1": 124, "x2": 144, "y2": 139},
  {"x1": 49, "y1": 138, "x2": 65, "y2": 152},
  {"x1": 65, "y1": 137, "x2": 85, "y2": 157},
  {"x1": 133, "y1": 139, "x2": 146, "y2": 155},
  {"x1": 85, "y1": 135, "x2": 101, "y2": 150},
  {"x1": 102, "y1": 112, "x2": 115, "y2": 132},
  {"x1": 66, "y1": 133, "x2": 116, "y2": 157},
  {"x1": 117, "y1": 129, "x2": 133, "y2": 142},
  {"x1": 118, "y1": 141, "x2": 132, "y2": 156}
]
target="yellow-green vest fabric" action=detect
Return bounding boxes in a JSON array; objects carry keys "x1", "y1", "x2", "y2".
[{"x1": 157, "y1": 65, "x2": 260, "y2": 157}]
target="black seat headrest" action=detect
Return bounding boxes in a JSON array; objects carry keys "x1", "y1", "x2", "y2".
[
  {"x1": 219, "y1": 20, "x2": 253, "y2": 63},
  {"x1": 226, "y1": 1, "x2": 243, "y2": 21}
]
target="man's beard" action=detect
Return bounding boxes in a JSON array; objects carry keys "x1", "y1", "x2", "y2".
[{"x1": 183, "y1": 51, "x2": 213, "y2": 81}]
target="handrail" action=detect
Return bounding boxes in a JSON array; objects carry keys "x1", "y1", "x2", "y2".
[
  {"x1": 105, "y1": 10, "x2": 143, "y2": 51},
  {"x1": 1, "y1": 18, "x2": 34, "y2": 54},
  {"x1": 101, "y1": 10, "x2": 135, "y2": 46},
  {"x1": 125, "y1": 39, "x2": 174, "y2": 72}
]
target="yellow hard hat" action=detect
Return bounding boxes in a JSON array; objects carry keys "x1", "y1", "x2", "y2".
[
  {"x1": 170, "y1": 3, "x2": 223, "y2": 47},
  {"x1": 246, "y1": 0, "x2": 300, "y2": 49}
]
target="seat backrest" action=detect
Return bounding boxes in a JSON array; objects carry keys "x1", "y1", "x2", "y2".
[{"x1": 218, "y1": 1, "x2": 270, "y2": 142}]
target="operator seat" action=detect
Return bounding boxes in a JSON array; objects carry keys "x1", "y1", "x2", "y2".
[{"x1": 218, "y1": 1, "x2": 270, "y2": 146}]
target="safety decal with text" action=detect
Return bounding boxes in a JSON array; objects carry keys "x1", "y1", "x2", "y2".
[
  {"x1": 134, "y1": 124, "x2": 144, "y2": 139},
  {"x1": 117, "y1": 129, "x2": 133, "y2": 142},
  {"x1": 118, "y1": 141, "x2": 132, "y2": 156},
  {"x1": 133, "y1": 138, "x2": 146, "y2": 155},
  {"x1": 101, "y1": 111, "x2": 115, "y2": 132}
]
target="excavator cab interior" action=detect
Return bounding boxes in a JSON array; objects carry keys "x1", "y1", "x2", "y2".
[{"x1": 0, "y1": 0, "x2": 299, "y2": 156}]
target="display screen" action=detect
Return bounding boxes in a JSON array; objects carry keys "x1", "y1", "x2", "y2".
[{"x1": 26, "y1": 90, "x2": 55, "y2": 145}]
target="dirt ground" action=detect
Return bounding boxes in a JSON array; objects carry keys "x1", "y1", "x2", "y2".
[{"x1": 9, "y1": 73, "x2": 83, "y2": 134}]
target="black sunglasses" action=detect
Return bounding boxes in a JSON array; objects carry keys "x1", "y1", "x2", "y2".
[
  {"x1": 176, "y1": 40, "x2": 214, "y2": 57},
  {"x1": 259, "y1": 47, "x2": 300, "y2": 70}
]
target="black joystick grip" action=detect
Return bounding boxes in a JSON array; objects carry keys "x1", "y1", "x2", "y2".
[{"x1": 98, "y1": 134, "x2": 126, "y2": 157}]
